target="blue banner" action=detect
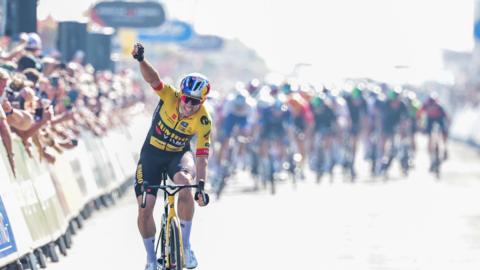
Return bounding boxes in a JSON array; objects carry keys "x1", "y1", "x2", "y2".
[
  {"x1": 0, "y1": 196, "x2": 17, "y2": 258},
  {"x1": 179, "y1": 34, "x2": 224, "y2": 51},
  {"x1": 137, "y1": 20, "x2": 193, "y2": 42},
  {"x1": 92, "y1": 1, "x2": 166, "y2": 28},
  {"x1": 475, "y1": 21, "x2": 480, "y2": 40}
]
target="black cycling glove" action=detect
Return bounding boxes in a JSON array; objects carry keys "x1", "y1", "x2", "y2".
[
  {"x1": 132, "y1": 43, "x2": 145, "y2": 62},
  {"x1": 194, "y1": 180, "x2": 210, "y2": 206}
]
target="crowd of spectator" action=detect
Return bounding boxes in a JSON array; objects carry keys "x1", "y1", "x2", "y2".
[{"x1": 0, "y1": 32, "x2": 143, "y2": 177}]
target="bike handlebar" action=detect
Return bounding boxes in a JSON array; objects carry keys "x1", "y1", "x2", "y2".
[{"x1": 140, "y1": 182, "x2": 206, "y2": 208}]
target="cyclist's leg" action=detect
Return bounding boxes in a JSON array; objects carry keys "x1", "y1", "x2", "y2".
[
  {"x1": 168, "y1": 151, "x2": 196, "y2": 252},
  {"x1": 426, "y1": 118, "x2": 434, "y2": 156},
  {"x1": 216, "y1": 114, "x2": 236, "y2": 166},
  {"x1": 134, "y1": 152, "x2": 161, "y2": 265},
  {"x1": 439, "y1": 118, "x2": 449, "y2": 159}
]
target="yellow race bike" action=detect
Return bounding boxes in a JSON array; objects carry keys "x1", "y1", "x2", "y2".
[{"x1": 140, "y1": 171, "x2": 208, "y2": 270}]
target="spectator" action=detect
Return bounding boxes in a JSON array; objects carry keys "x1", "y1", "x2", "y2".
[
  {"x1": 0, "y1": 69, "x2": 15, "y2": 175},
  {"x1": 0, "y1": 33, "x2": 28, "y2": 62},
  {"x1": 17, "y1": 33, "x2": 42, "y2": 72}
]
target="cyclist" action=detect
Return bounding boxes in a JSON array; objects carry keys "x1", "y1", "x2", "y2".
[
  {"x1": 343, "y1": 86, "x2": 368, "y2": 178},
  {"x1": 404, "y1": 90, "x2": 421, "y2": 155},
  {"x1": 132, "y1": 43, "x2": 210, "y2": 270},
  {"x1": 378, "y1": 88, "x2": 408, "y2": 176},
  {"x1": 256, "y1": 88, "x2": 292, "y2": 183},
  {"x1": 310, "y1": 94, "x2": 337, "y2": 181},
  {"x1": 284, "y1": 82, "x2": 314, "y2": 177},
  {"x1": 417, "y1": 92, "x2": 449, "y2": 162},
  {"x1": 216, "y1": 84, "x2": 256, "y2": 168}
]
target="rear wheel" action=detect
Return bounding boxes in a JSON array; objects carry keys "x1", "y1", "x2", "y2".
[{"x1": 168, "y1": 219, "x2": 183, "y2": 270}]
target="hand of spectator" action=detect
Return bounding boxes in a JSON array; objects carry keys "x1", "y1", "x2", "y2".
[
  {"x1": 43, "y1": 105, "x2": 54, "y2": 122},
  {"x1": 41, "y1": 147, "x2": 56, "y2": 164},
  {"x1": 19, "y1": 33, "x2": 29, "y2": 44},
  {"x1": 59, "y1": 139, "x2": 77, "y2": 150},
  {"x1": 19, "y1": 87, "x2": 35, "y2": 102},
  {"x1": 2, "y1": 100, "x2": 12, "y2": 113},
  {"x1": 70, "y1": 125, "x2": 81, "y2": 136}
]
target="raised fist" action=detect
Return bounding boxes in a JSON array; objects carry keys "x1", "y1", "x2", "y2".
[{"x1": 132, "y1": 43, "x2": 145, "y2": 62}]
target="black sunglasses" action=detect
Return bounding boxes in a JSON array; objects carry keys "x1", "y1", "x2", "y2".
[{"x1": 181, "y1": 95, "x2": 202, "y2": 105}]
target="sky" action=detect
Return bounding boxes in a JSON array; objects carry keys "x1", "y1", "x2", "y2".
[{"x1": 38, "y1": 0, "x2": 475, "y2": 83}]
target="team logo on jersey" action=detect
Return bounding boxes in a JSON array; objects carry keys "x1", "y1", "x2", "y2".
[
  {"x1": 180, "y1": 122, "x2": 188, "y2": 128},
  {"x1": 172, "y1": 113, "x2": 177, "y2": 120},
  {"x1": 200, "y1": 116, "x2": 210, "y2": 125}
]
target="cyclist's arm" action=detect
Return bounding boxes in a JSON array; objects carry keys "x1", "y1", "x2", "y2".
[
  {"x1": 196, "y1": 156, "x2": 208, "y2": 183},
  {"x1": 139, "y1": 60, "x2": 163, "y2": 90},
  {"x1": 196, "y1": 112, "x2": 212, "y2": 182}
]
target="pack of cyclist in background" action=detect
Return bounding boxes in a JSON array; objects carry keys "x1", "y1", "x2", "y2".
[{"x1": 208, "y1": 77, "x2": 450, "y2": 195}]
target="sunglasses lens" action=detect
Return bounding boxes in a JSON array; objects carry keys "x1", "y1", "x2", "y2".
[{"x1": 181, "y1": 95, "x2": 201, "y2": 105}]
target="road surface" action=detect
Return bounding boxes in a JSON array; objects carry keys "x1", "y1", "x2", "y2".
[{"x1": 47, "y1": 139, "x2": 480, "y2": 270}]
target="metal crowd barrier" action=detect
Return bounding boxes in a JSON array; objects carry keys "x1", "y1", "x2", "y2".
[{"x1": 0, "y1": 113, "x2": 150, "y2": 269}]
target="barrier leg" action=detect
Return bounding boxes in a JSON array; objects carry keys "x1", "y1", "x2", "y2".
[
  {"x1": 42, "y1": 243, "x2": 59, "y2": 263},
  {"x1": 68, "y1": 220, "x2": 77, "y2": 236},
  {"x1": 21, "y1": 253, "x2": 39, "y2": 270},
  {"x1": 34, "y1": 249, "x2": 47, "y2": 269},
  {"x1": 56, "y1": 236, "x2": 68, "y2": 256},
  {"x1": 75, "y1": 215, "x2": 84, "y2": 230},
  {"x1": 6, "y1": 260, "x2": 23, "y2": 270},
  {"x1": 64, "y1": 232, "x2": 73, "y2": 249}
]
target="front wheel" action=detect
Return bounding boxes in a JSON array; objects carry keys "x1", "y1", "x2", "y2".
[{"x1": 168, "y1": 219, "x2": 183, "y2": 270}]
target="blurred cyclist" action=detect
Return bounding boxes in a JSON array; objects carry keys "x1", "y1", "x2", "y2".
[
  {"x1": 343, "y1": 86, "x2": 368, "y2": 177},
  {"x1": 378, "y1": 88, "x2": 408, "y2": 176},
  {"x1": 417, "y1": 92, "x2": 449, "y2": 161},
  {"x1": 132, "y1": 43, "x2": 211, "y2": 270},
  {"x1": 216, "y1": 83, "x2": 256, "y2": 168},
  {"x1": 310, "y1": 94, "x2": 337, "y2": 181},
  {"x1": 256, "y1": 87, "x2": 292, "y2": 173},
  {"x1": 284, "y1": 82, "x2": 314, "y2": 176}
]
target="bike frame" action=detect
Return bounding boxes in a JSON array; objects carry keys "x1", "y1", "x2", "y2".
[{"x1": 141, "y1": 174, "x2": 199, "y2": 269}]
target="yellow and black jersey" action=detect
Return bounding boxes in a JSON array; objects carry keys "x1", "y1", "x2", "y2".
[{"x1": 143, "y1": 83, "x2": 212, "y2": 157}]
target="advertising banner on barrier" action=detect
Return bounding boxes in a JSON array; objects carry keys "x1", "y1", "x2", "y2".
[
  {"x1": 0, "y1": 143, "x2": 34, "y2": 265},
  {"x1": 0, "y1": 196, "x2": 17, "y2": 258},
  {"x1": 10, "y1": 140, "x2": 52, "y2": 246},
  {"x1": 110, "y1": 129, "x2": 136, "y2": 180},
  {"x1": 82, "y1": 132, "x2": 111, "y2": 192},
  {"x1": 49, "y1": 151, "x2": 85, "y2": 219},
  {"x1": 67, "y1": 137, "x2": 101, "y2": 200}
]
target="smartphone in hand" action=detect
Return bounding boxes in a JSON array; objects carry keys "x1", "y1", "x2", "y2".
[{"x1": 34, "y1": 107, "x2": 44, "y2": 121}]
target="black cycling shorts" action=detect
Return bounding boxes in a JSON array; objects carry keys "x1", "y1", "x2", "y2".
[
  {"x1": 134, "y1": 146, "x2": 195, "y2": 197},
  {"x1": 426, "y1": 118, "x2": 447, "y2": 136}
]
